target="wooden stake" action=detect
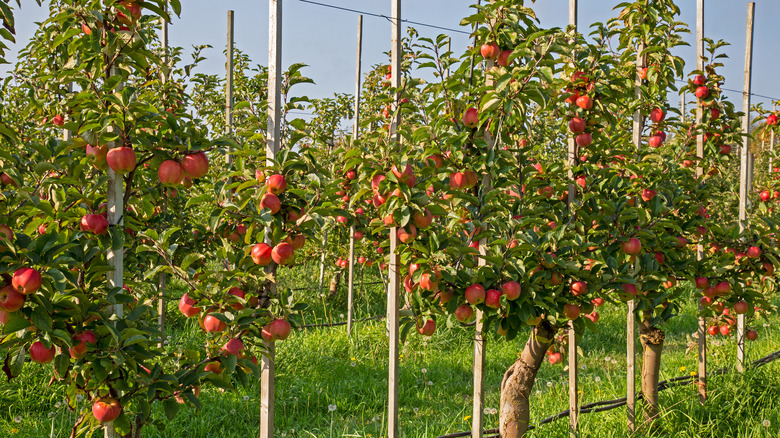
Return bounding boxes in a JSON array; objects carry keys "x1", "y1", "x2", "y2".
[
  {"x1": 387, "y1": 1, "x2": 401, "y2": 436},
  {"x1": 695, "y1": 0, "x2": 708, "y2": 405},
  {"x1": 226, "y1": 10, "x2": 235, "y2": 139},
  {"x1": 158, "y1": 9, "x2": 169, "y2": 347},
  {"x1": 104, "y1": 65, "x2": 123, "y2": 438},
  {"x1": 318, "y1": 230, "x2": 328, "y2": 295},
  {"x1": 347, "y1": 226, "x2": 356, "y2": 334},
  {"x1": 770, "y1": 104, "x2": 776, "y2": 173},
  {"x1": 627, "y1": 17, "x2": 645, "y2": 431},
  {"x1": 347, "y1": 15, "x2": 362, "y2": 336},
  {"x1": 567, "y1": 2, "x2": 578, "y2": 436},
  {"x1": 737, "y1": 2, "x2": 755, "y2": 373},
  {"x1": 261, "y1": 2, "x2": 282, "y2": 437}
]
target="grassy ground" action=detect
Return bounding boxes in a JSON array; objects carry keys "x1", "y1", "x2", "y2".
[{"x1": 1, "y1": 263, "x2": 779, "y2": 437}]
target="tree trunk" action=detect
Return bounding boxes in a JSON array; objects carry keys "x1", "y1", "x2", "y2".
[
  {"x1": 499, "y1": 321, "x2": 557, "y2": 438},
  {"x1": 328, "y1": 271, "x2": 341, "y2": 299},
  {"x1": 639, "y1": 312, "x2": 665, "y2": 429}
]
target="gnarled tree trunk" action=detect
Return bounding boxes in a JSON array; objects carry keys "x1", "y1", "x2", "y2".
[
  {"x1": 499, "y1": 321, "x2": 557, "y2": 437},
  {"x1": 639, "y1": 311, "x2": 665, "y2": 429}
]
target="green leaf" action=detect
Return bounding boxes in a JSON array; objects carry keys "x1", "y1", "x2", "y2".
[{"x1": 163, "y1": 398, "x2": 180, "y2": 421}]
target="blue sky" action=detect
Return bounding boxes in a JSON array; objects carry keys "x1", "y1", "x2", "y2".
[{"x1": 5, "y1": 1, "x2": 779, "y2": 116}]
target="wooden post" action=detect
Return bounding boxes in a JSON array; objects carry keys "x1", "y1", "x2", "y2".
[
  {"x1": 318, "y1": 230, "x2": 328, "y2": 295},
  {"x1": 346, "y1": 15, "x2": 362, "y2": 336},
  {"x1": 226, "y1": 10, "x2": 235, "y2": 139},
  {"x1": 387, "y1": 1, "x2": 401, "y2": 436},
  {"x1": 695, "y1": 0, "x2": 708, "y2": 405},
  {"x1": 347, "y1": 226, "x2": 356, "y2": 333},
  {"x1": 737, "y1": 2, "x2": 754, "y2": 373},
  {"x1": 627, "y1": 17, "x2": 645, "y2": 431},
  {"x1": 157, "y1": 9, "x2": 169, "y2": 347},
  {"x1": 261, "y1": 2, "x2": 282, "y2": 437},
  {"x1": 104, "y1": 66, "x2": 124, "y2": 438},
  {"x1": 567, "y1": 2, "x2": 578, "y2": 436},
  {"x1": 770, "y1": 104, "x2": 776, "y2": 173}
]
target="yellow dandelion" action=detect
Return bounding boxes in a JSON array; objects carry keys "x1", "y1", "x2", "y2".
[
  {"x1": 690, "y1": 371, "x2": 697, "y2": 376},
  {"x1": 464, "y1": 415, "x2": 471, "y2": 421},
  {"x1": 679, "y1": 366, "x2": 686, "y2": 372},
  {"x1": 351, "y1": 357, "x2": 356, "y2": 361},
  {"x1": 578, "y1": 390, "x2": 582, "y2": 394}
]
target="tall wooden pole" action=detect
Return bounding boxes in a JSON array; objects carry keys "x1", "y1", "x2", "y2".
[
  {"x1": 567, "y1": 2, "x2": 578, "y2": 436},
  {"x1": 737, "y1": 2, "x2": 755, "y2": 374},
  {"x1": 387, "y1": 1, "x2": 401, "y2": 436},
  {"x1": 157, "y1": 8, "x2": 169, "y2": 348},
  {"x1": 695, "y1": 0, "x2": 707, "y2": 405},
  {"x1": 346, "y1": 15, "x2": 363, "y2": 335},
  {"x1": 261, "y1": 2, "x2": 282, "y2": 437},
  {"x1": 226, "y1": 10, "x2": 235, "y2": 139},
  {"x1": 627, "y1": 14, "x2": 645, "y2": 432},
  {"x1": 104, "y1": 65, "x2": 124, "y2": 438},
  {"x1": 770, "y1": 104, "x2": 776, "y2": 173}
]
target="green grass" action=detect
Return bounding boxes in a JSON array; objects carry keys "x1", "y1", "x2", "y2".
[{"x1": 1, "y1": 265, "x2": 779, "y2": 437}]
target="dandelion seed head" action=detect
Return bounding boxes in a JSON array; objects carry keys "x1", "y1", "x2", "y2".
[
  {"x1": 421, "y1": 368, "x2": 427, "y2": 374},
  {"x1": 328, "y1": 404, "x2": 337, "y2": 412},
  {"x1": 54, "y1": 402, "x2": 62, "y2": 408},
  {"x1": 243, "y1": 396, "x2": 250, "y2": 401},
  {"x1": 546, "y1": 381, "x2": 553, "y2": 387},
  {"x1": 595, "y1": 376, "x2": 601, "y2": 382},
  {"x1": 414, "y1": 407, "x2": 419, "y2": 413},
  {"x1": 427, "y1": 381, "x2": 433, "y2": 386},
  {"x1": 763, "y1": 420, "x2": 771, "y2": 427},
  {"x1": 14, "y1": 416, "x2": 21, "y2": 423}
]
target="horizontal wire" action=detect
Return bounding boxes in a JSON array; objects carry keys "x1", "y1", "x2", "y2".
[{"x1": 296, "y1": 0, "x2": 472, "y2": 36}]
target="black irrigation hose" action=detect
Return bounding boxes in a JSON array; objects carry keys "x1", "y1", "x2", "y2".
[{"x1": 435, "y1": 347, "x2": 780, "y2": 438}]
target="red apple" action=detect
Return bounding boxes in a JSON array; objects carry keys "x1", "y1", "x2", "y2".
[
  {"x1": 570, "y1": 281, "x2": 587, "y2": 296},
  {"x1": 707, "y1": 325, "x2": 719, "y2": 336},
  {"x1": 501, "y1": 281, "x2": 521, "y2": 301},
  {"x1": 158, "y1": 160, "x2": 184, "y2": 185},
  {"x1": 260, "y1": 193, "x2": 282, "y2": 214},
  {"x1": 719, "y1": 144, "x2": 732, "y2": 155},
  {"x1": 692, "y1": 74, "x2": 706, "y2": 86},
  {"x1": 397, "y1": 225, "x2": 418, "y2": 244},
  {"x1": 497, "y1": 49, "x2": 512, "y2": 67},
  {"x1": 575, "y1": 95, "x2": 593, "y2": 110},
  {"x1": 648, "y1": 135, "x2": 664, "y2": 148},
  {"x1": 106, "y1": 147, "x2": 137, "y2": 174},
  {"x1": 418, "y1": 319, "x2": 436, "y2": 336},
  {"x1": 480, "y1": 42, "x2": 500, "y2": 60},
  {"x1": 203, "y1": 314, "x2": 227, "y2": 333},
  {"x1": 746, "y1": 246, "x2": 761, "y2": 258},
  {"x1": 181, "y1": 151, "x2": 209, "y2": 179},
  {"x1": 760, "y1": 190, "x2": 772, "y2": 202},
  {"x1": 178, "y1": 293, "x2": 200, "y2": 317},
  {"x1": 622, "y1": 238, "x2": 641, "y2": 256},
  {"x1": 714, "y1": 282, "x2": 731, "y2": 295},
  {"x1": 81, "y1": 214, "x2": 109, "y2": 235},
  {"x1": 767, "y1": 114, "x2": 778, "y2": 126},
  {"x1": 591, "y1": 297, "x2": 604, "y2": 307},
  {"x1": 746, "y1": 329, "x2": 758, "y2": 341},
  {"x1": 585, "y1": 311, "x2": 600, "y2": 323},
  {"x1": 269, "y1": 319, "x2": 292, "y2": 341},
  {"x1": 695, "y1": 86, "x2": 709, "y2": 99},
  {"x1": 463, "y1": 107, "x2": 479, "y2": 128},
  {"x1": 12, "y1": 267, "x2": 42, "y2": 295},
  {"x1": 0, "y1": 224, "x2": 12, "y2": 241},
  {"x1": 620, "y1": 283, "x2": 637, "y2": 300},
  {"x1": 563, "y1": 303, "x2": 581, "y2": 320},
  {"x1": 650, "y1": 108, "x2": 665, "y2": 123},
  {"x1": 222, "y1": 338, "x2": 245, "y2": 356},
  {"x1": 69, "y1": 330, "x2": 97, "y2": 359},
  {"x1": 575, "y1": 132, "x2": 592, "y2": 147},
  {"x1": 465, "y1": 284, "x2": 486, "y2": 305},
  {"x1": 412, "y1": 208, "x2": 433, "y2": 229},
  {"x1": 485, "y1": 289, "x2": 503, "y2": 308},
  {"x1": 719, "y1": 325, "x2": 731, "y2": 336},
  {"x1": 733, "y1": 300, "x2": 749, "y2": 314},
  {"x1": 271, "y1": 242, "x2": 294, "y2": 265},
  {"x1": 0, "y1": 285, "x2": 25, "y2": 312},
  {"x1": 419, "y1": 273, "x2": 438, "y2": 291},
  {"x1": 227, "y1": 287, "x2": 246, "y2": 310},
  {"x1": 568, "y1": 117, "x2": 586, "y2": 134},
  {"x1": 92, "y1": 397, "x2": 122, "y2": 423},
  {"x1": 30, "y1": 340, "x2": 55, "y2": 364},
  {"x1": 86, "y1": 144, "x2": 108, "y2": 170},
  {"x1": 267, "y1": 174, "x2": 287, "y2": 194},
  {"x1": 391, "y1": 163, "x2": 415, "y2": 186},
  {"x1": 455, "y1": 304, "x2": 474, "y2": 322},
  {"x1": 548, "y1": 352, "x2": 562, "y2": 365},
  {"x1": 251, "y1": 243, "x2": 273, "y2": 266}
]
